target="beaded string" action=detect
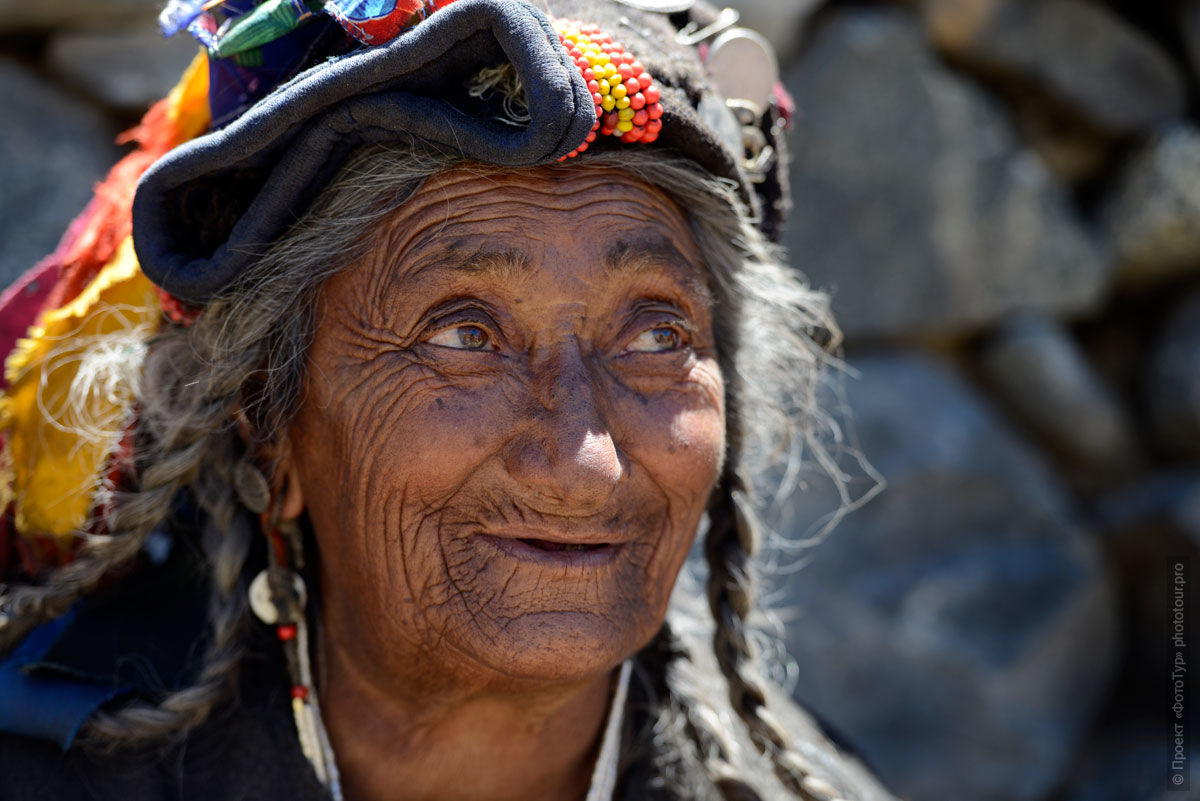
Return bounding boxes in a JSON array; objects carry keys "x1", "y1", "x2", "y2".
[{"x1": 251, "y1": 504, "x2": 344, "y2": 800}]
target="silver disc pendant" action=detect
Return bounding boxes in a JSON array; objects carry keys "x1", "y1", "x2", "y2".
[
  {"x1": 248, "y1": 569, "x2": 308, "y2": 624},
  {"x1": 705, "y1": 27, "x2": 779, "y2": 114},
  {"x1": 613, "y1": 0, "x2": 696, "y2": 13}
]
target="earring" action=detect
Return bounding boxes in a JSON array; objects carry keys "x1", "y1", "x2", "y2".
[{"x1": 242, "y1": 462, "x2": 343, "y2": 800}]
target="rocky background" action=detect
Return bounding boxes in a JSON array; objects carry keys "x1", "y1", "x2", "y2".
[{"x1": 0, "y1": 1, "x2": 1191, "y2": 800}]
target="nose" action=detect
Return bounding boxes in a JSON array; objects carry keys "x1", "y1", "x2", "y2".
[{"x1": 504, "y1": 347, "x2": 625, "y2": 513}]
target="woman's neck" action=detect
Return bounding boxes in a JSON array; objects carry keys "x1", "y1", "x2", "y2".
[{"x1": 317, "y1": 634, "x2": 618, "y2": 801}]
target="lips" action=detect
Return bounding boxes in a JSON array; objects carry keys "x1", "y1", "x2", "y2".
[
  {"x1": 518, "y1": 538, "x2": 608, "y2": 552},
  {"x1": 480, "y1": 530, "x2": 626, "y2": 566}
]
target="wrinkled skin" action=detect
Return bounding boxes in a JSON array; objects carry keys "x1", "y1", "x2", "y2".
[{"x1": 281, "y1": 165, "x2": 725, "y2": 801}]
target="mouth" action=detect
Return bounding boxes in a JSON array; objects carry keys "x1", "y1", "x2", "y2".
[
  {"x1": 517, "y1": 538, "x2": 609, "y2": 552},
  {"x1": 480, "y1": 531, "x2": 625, "y2": 566}
]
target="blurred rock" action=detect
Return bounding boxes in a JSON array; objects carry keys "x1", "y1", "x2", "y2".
[
  {"x1": 1059, "y1": 717, "x2": 1191, "y2": 801},
  {"x1": 773, "y1": 352, "x2": 1117, "y2": 801},
  {"x1": 1179, "y1": 0, "x2": 1200, "y2": 86},
  {"x1": 977, "y1": 312, "x2": 1140, "y2": 477},
  {"x1": 1147, "y1": 291, "x2": 1200, "y2": 458},
  {"x1": 0, "y1": 59, "x2": 116, "y2": 290},
  {"x1": 46, "y1": 25, "x2": 199, "y2": 111},
  {"x1": 1107, "y1": 126, "x2": 1200, "y2": 287},
  {"x1": 725, "y1": 0, "x2": 820, "y2": 66},
  {"x1": 1016, "y1": 108, "x2": 1115, "y2": 186},
  {"x1": 0, "y1": 0, "x2": 160, "y2": 31},
  {"x1": 920, "y1": 0, "x2": 1184, "y2": 136},
  {"x1": 784, "y1": 6, "x2": 1108, "y2": 339}
]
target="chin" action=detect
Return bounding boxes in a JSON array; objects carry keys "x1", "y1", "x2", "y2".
[{"x1": 460, "y1": 606, "x2": 662, "y2": 683}]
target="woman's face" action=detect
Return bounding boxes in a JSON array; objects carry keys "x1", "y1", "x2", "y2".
[{"x1": 285, "y1": 165, "x2": 725, "y2": 695}]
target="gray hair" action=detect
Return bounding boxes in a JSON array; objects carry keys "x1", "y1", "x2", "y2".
[{"x1": 0, "y1": 138, "x2": 845, "y2": 800}]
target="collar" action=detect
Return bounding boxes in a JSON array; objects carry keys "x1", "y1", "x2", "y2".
[{"x1": 586, "y1": 659, "x2": 633, "y2": 801}]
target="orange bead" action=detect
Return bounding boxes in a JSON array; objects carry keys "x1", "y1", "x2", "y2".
[
  {"x1": 642, "y1": 85, "x2": 660, "y2": 104},
  {"x1": 648, "y1": 101, "x2": 662, "y2": 120},
  {"x1": 630, "y1": 92, "x2": 645, "y2": 110}
]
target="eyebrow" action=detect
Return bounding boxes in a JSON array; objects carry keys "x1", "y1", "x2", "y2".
[
  {"x1": 401, "y1": 246, "x2": 536, "y2": 285},
  {"x1": 603, "y1": 237, "x2": 714, "y2": 309}
]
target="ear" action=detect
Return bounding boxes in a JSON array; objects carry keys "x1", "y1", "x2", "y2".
[{"x1": 277, "y1": 434, "x2": 306, "y2": 521}]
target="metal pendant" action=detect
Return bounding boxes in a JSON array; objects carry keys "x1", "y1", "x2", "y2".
[
  {"x1": 613, "y1": 0, "x2": 696, "y2": 13},
  {"x1": 248, "y1": 568, "x2": 308, "y2": 624},
  {"x1": 704, "y1": 27, "x2": 779, "y2": 117}
]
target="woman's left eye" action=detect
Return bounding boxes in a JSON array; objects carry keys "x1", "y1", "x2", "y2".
[
  {"x1": 426, "y1": 324, "x2": 494, "y2": 351},
  {"x1": 625, "y1": 325, "x2": 683, "y2": 353}
]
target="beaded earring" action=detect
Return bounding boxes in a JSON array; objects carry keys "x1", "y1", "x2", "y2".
[{"x1": 238, "y1": 460, "x2": 343, "y2": 800}]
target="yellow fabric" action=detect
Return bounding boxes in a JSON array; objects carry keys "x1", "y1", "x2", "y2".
[
  {"x1": 0, "y1": 55, "x2": 211, "y2": 543},
  {"x1": 2, "y1": 238, "x2": 159, "y2": 538},
  {"x1": 169, "y1": 50, "x2": 212, "y2": 142}
]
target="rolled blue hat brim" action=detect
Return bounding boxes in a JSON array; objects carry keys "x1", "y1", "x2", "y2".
[{"x1": 134, "y1": 0, "x2": 599, "y2": 302}]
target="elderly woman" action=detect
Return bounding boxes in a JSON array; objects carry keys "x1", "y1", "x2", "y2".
[{"x1": 0, "y1": 1, "x2": 894, "y2": 800}]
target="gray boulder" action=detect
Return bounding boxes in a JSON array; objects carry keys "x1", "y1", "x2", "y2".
[
  {"x1": 47, "y1": 25, "x2": 200, "y2": 111},
  {"x1": 0, "y1": 59, "x2": 117, "y2": 290},
  {"x1": 1106, "y1": 126, "x2": 1200, "y2": 286},
  {"x1": 0, "y1": 0, "x2": 160, "y2": 31},
  {"x1": 783, "y1": 6, "x2": 1108, "y2": 340},
  {"x1": 768, "y1": 351, "x2": 1118, "y2": 801},
  {"x1": 920, "y1": 0, "x2": 1184, "y2": 136},
  {"x1": 1147, "y1": 291, "x2": 1200, "y2": 458},
  {"x1": 977, "y1": 312, "x2": 1140, "y2": 478}
]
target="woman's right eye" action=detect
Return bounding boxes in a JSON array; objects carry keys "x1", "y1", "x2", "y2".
[{"x1": 425, "y1": 323, "x2": 494, "y2": 351}]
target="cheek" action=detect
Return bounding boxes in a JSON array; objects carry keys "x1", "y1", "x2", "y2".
[
  {"x1": 615, "y1": 360, "x2": 725, "y2": 582},
  {"x1": 292, "y1": 353, "x2": 525, "y2": 627},
  {"x1": 623, "y1": 360, "x2": 726, "y2": 498}
]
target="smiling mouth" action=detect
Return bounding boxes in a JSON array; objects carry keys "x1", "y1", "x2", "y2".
[
  {"x1": 481, "y1": 532, "x2": 624, "y2": 566},
  {"x1": 518, "y1": 538, "x2": 609, "y2": 552}
]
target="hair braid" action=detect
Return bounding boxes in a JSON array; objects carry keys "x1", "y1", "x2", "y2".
[{"x1": 705, "y1": 470, "x2": 848, "y2": 801}]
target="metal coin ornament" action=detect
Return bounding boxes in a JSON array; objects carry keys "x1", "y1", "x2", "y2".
[
  {"x1": 248, "y1": 568, "x2": 308, "y2": 624},
  {"x1": 704, "y1": 27, "x2": 779, "y2": 117},
  {"x1": 612, "y1": 0, "x2": 695, "y2": 12}
]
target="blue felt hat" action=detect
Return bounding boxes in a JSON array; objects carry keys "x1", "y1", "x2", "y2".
[{"x1": 133, "y1": 0, "x2": 791, "y2": 302}]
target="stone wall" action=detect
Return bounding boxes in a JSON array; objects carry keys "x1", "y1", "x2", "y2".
[{"x1": 0, "y1": 2, "x2": 1190, "y2": 801}]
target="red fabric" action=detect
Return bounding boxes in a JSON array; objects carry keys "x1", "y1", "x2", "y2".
[{"x1": 44, "y1": 97, "x2": 181, "y2": 312}]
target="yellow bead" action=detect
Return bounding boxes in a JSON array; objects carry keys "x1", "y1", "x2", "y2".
[
  {"x1": 601, "y1": 96, "x2": 616, "y2": 112},
  {"x1": 598, "y1": 79, "x2": 610, "y2": 94},
  {"x1": 616, "y1": 119, "x2": 634, "y2": 132},
  {"x1": 616, "y1": 96, "x2": 631, "y2": 109},
  {"x1": 617, "y1": 107, "x2": 634, "y2": 120},
  {"x1": 603, "y1": 63, "x2": 617, "y2": 79},
  {"x1": 595, "y1": 52, "x2": 610, "y2": 65},
  {"x1": 612, "y1": 83, "x2": 627, "y2": 100}
]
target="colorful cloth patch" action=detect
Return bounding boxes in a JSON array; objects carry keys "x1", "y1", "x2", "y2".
[
  {"x1": 211, "y1": 0, "x2": 325, "y2": 59},
  {"x1": 323, "y1": 0, "x2": 427, "y2": 45}
]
